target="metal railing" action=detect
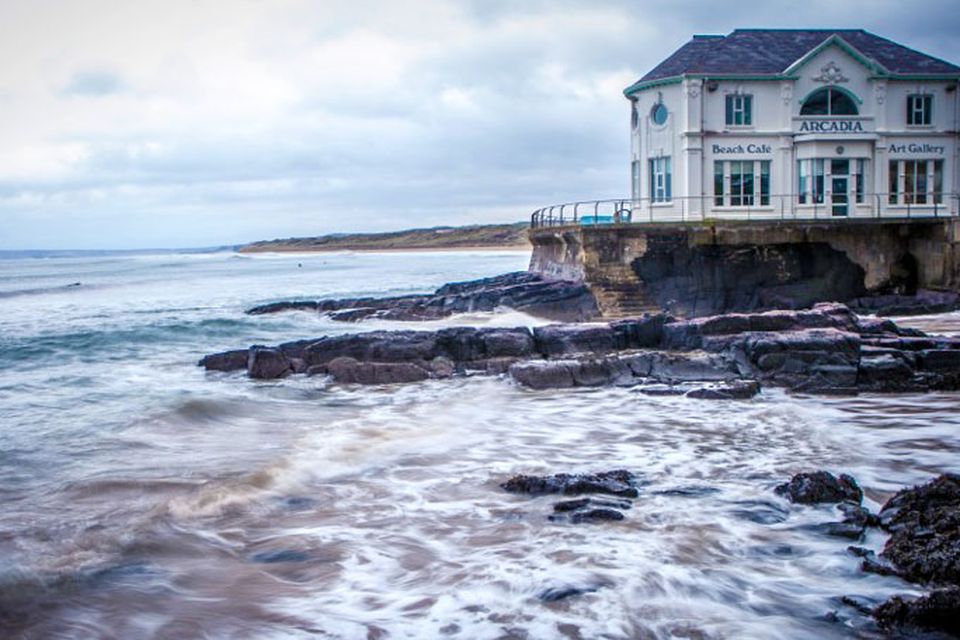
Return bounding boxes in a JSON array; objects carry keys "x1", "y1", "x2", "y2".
[{"x1": 530, "y1": 193, "x2": 960, "y2": 228}]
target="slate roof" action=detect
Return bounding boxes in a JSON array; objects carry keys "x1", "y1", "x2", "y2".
[{"x1": 632, "y1": 29, "x2": 960, "y2": 89}]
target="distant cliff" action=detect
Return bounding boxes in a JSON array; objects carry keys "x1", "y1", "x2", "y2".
[{"x1": 239, "y1": 223, "x2": 530, "y2": 253}]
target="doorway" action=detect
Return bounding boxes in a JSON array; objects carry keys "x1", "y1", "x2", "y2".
[{"x1": 829, "y1": 159, "x2": 850, "y2": 216}]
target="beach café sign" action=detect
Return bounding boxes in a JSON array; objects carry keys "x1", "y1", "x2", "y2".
[{"x1": 795, "y1": 117, "x2": 871, "y2": 134}]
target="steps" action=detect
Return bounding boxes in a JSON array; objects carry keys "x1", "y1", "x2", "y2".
[{"x1": 586, "y1": 264, "x2": 660, "y2": 319}]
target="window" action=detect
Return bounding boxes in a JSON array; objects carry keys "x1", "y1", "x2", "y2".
[
  {"x1": 714, "y1": 160, "x2": 770, "y2": 207},
  {"x1": 889, "y1": 159, "x2": 944, "y2": 204},
  {"x1": 725, "y1": 94, "x2": 752, "y2": 126},
  {"x1": 650, "y1": 103, "x2": 668, "y2": 126},
  {"x1": 714, "y1": 162, "x2": 724, "y2": 206},
  {"x1": 631, "y1": 160, "x2": 642, "y2": 199},
  {"x1": 855, "y1": 159, "x2": 866, "y2": 204},
  {"x1": 797, "y1": 160, "x2": 809, "y2": 204},
  {"x1": 907, "y1": 94, "x2": 932, "y2": 126},
  {"x1": 812, "y1": 159, "x2": 825, "y2": 203},
  {"x1": 649, "y1": 157, "x2": 671, "y2": 203},
  {"x1": 798, "y1": 158, "x2": 868, "y2": 205},
  {"x1": 800, "y1": 87, "x2": 859, "y2": 116}
]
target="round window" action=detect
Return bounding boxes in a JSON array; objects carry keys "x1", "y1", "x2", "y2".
[{"x1": 650, "y1": 103, "x2": 668, "y2": 125}]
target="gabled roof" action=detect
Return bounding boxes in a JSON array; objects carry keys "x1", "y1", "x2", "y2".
[{"x1": 625, "y1": 29, "x2": 960, "y2": 95}]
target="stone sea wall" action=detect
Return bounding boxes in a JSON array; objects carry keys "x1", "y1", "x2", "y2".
[{"x1": 528, "y1": 218, "x2": 960, "y2": 317}]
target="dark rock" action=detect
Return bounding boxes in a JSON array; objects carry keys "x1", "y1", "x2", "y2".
[
  {"x1": 248, "y1": 272, "x2": 599, "y2": 323},
  {"x1": 874, "y1": 587, "x2": 960, "y2": 636},
  {"x1": 247, "y1": 300, "x2": 319, "y2": 315},
  {"x1": 553, "y1": 497, "x2": 633, "y2": 512},
  {"x1": 851, "y1": 289, "x2": 960, "y2": 317},
  {"x1": 247, "y1": 347, "x2": 293, "y2": 379},
  {"x1": 839, "y1": 595, "x2": 878, "y2": 616},
  {"x1": 918, "y1": 349, "x2": 960, "y2": 373},
  {"x1": 538, "y1": 584, "x2": 603, "y2": 603},
  {"x1": 501, "y1": 470, "x2": 639, "y2": 498},
  {"x1": 648, "y1": 352, "x2": 739, "y2": 382},
  {"x1": 857, "y1": 351, "x2": 917, "y2": 391},
  {"x1": 508, "y1": 360, "x2": 575, "y2": 389},
  {"x1": 327, "y1": 307, "x2": 379, "y2": 322},
  {"x1": 652, "y1": 486, "x2": 721, "y2": 497},
  {"x1": 774, "y1": 471, "x2": 863, "y2": 505},
  {"x1": 860, "y1": 555, "x2": 901, "y2": 578},
  {"x1": 302, "y1": 331, "x2": 438, "y2": 367},
  {"x1": 508, "y1": 357, "x2": 629, "y2": 389},
  {"x1": 636, "y1": 383, "x2": 688, "y2": 396},
  {"x1": 202, "y1": 298, "x2": 960, "y2": 395},
  {"x1": 685, "y1": 379, "x2": 760, "y2": 400},
  {"x1": 818, "y1": 503, "x2": 876, "y2": 540},
  {"x1": 609, "y1": 314, "x2": 671, "y2": 349},
  {"x1": 878, "y1": 473, "x2": 960, "y2": 585},
  {"x1": 533, "y1": 324, "x2": 616, "y2": 357},
  {"x1": 199, "y1": 348, "x2": 248, "y2": 372},
  {"x1": 480, "y1": 328, "x2": 535, "y2": 359},
  {"x1": 568, "y1": 508, "x2": 626, "y2": 524},
  {"x1": 325, "y1": 357, "x2": 430, "y2": 385}
]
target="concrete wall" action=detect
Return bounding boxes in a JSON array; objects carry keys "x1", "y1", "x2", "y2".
[{"x1": 529, "y1": 219, "x2": 960, "y2": 316}]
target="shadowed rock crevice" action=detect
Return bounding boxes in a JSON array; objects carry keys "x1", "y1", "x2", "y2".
[{"x1": 631, "y1": 238, "x2": 867, "y2": 317}]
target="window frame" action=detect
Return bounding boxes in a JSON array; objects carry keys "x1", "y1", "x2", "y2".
[
  {"x1": 725, "y1": 94, "x2": 753, "y2": 127},
  {"x1": 713, "y1": 160, "x2": 771, "y2": 208},
  {"x1": 888, "y1": 159, "x2": 943, "y2": 205},
  {"x1": 906, "y1": 94, "x2": 933, "y2": 126},
  {"x1": 800, "y1": 87, "x2": 859, "y2": 116},
  {"x1": 649, "y1": 156, "x2": 672, "y2": 203}
]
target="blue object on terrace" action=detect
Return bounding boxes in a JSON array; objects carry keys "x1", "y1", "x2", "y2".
[{"x1": 581, "y1": 215, "x2": 615, "y2": 226}]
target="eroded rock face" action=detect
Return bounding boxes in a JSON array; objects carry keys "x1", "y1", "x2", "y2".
[
  {"x1": 774, "y1": 472, "x2": 864, "y2": 505},
  {"x1": 632, "y1": 239, "x2": 867, "y2": 317},
  {"x1": 878, "y1": 473, "x2": 960, "y2": 586},
  {"x1": 247, "y1": 347, "x2": 293, "y2": 380},
  {"x1": 324, "y1": 357, "x2": 431, "y2": 385},
  {"x1": 247, "y1": 272, "x2": 599, "y2": 323}
]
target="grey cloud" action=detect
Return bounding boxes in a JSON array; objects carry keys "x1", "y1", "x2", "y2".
[{"x1": 2, "y1": 1, "x2": 959, "y2": 249}]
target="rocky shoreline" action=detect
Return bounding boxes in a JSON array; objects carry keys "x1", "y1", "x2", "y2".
[
  {"x1": 494, "y1": 468, "x2": 960, "y2": 633},
  {"x1": 246, "y1": 272, "x2": 598, "y2": 323},
  {"x1": 204, "y1": 270, "x2": 960, "y2": 634},
  {"x1": 203, "y1": 301, "x2": 960, "y2": 396}
]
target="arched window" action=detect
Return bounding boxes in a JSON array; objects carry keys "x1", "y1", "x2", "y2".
[{"x1": 800, "y1": 87, "x2": 859, "y2": 116}]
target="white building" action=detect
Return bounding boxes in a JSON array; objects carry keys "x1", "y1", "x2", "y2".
[{"x1": 625, "y1": 29, "x2": 960, "y2": 220}]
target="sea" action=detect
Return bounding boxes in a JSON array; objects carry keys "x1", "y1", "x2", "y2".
[{"x1": 1, "y1": 248, "x2": 959, "y2": 639}]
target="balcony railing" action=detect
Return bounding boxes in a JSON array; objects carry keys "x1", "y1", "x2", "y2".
[{"x1": 530, "y1": 193, "x2": 960, "y2": 228}]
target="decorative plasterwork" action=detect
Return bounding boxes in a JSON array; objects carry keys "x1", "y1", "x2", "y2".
[
  {"x1": 780, "y1": 82, "x2": 793, "y2": 105},
  {"x1": 874, "y1": 81, "x2": 887, "y2": 104},
  {"x1": 813, "y1": 61, "x2": 849, "y2": 84}
]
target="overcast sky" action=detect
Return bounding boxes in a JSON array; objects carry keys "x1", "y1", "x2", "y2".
[{"x1": 1, "y1": 0, "x2": 958, "y2": 249}]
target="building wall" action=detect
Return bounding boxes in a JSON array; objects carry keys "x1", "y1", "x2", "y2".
[{"x1": 628, "y1": 42, "x2": 960, "y2": 220}]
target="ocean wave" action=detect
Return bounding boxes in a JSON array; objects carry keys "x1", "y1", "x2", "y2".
[
  {"x1": 0, "y1": 317, "x2": 256, "y2": 366},
  {"x1": 0, "y1": 282, "x2": 86, "y2": 299}
]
